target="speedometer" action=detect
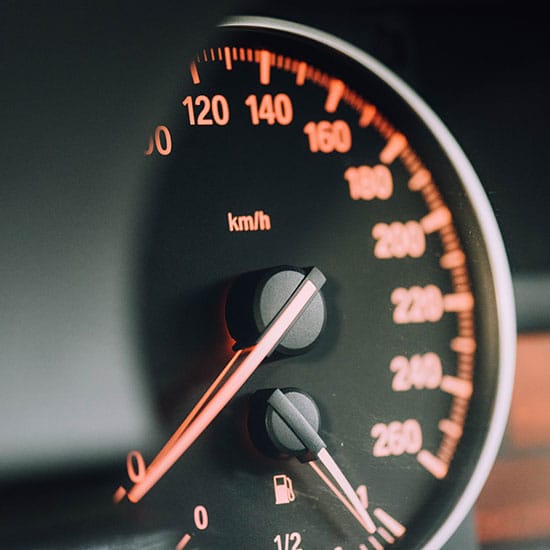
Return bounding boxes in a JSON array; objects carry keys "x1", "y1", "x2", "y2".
[{"x1": 112, "y1": 17, "x2": 515, "y2": 549}]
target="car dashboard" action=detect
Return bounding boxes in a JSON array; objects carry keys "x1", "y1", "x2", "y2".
[{"x1": 1, "y1": 1, "x2": 549, "y2": 549}]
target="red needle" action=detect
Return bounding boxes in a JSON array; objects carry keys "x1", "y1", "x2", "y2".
[{"x1": 127, "y1": 267, "x2": 326, "y2": 503}]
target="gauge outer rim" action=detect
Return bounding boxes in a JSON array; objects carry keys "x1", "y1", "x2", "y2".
[{"x1": 221, "y1": 15, "x2": 516, "y2": 548}]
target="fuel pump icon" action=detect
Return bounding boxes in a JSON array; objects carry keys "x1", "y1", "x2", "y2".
[{"x1": 273, "y1": 474, "x2": 295, "y2": 505}]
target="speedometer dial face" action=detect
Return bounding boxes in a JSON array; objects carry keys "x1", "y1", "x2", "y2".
[{"x1": 114, "y1": 17, "x2": 515, "y2": 549}]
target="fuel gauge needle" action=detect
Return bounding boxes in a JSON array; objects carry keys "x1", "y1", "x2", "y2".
[
  {"x1": 267, "y1": 389, "x2": 376, "y2": 533},
  {"x1": 127, "y1": 267, "x2": 326, "y2": 503}
]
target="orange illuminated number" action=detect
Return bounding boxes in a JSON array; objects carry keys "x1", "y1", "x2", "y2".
[
  {"x1": 371, "y1": 420, "x2": 423, "y2": 457},
  {"x1": 303, "y1": 120, "x2": 351, "y2": 153},
  {"x1": 144, "y1": 125, "x2": 172, "y2": 156},
  {"x1": 245, "y1": 93, "x2": 293, "y2": 125},
  {"x1": 372, "y1": 221, "x2": 426, "y2": 258},
  {"x1": 194, "y1": 505, "x2": 209, "y2": 530},
  {"x1": 126, "y1": 451, "x2": 146, "y2": 483},
  {"x1": 390, "y1": 353, "x2": 443, "y2": 391},
  {"x1": 182, "y1": 95, "x2": 230, "y2": 126},
  {"x1": 344, "y1": 165, "x2": 393, "y2": 200},
  {"x1": 391, "y1": 285, "x2": 444, "y2": 324}
]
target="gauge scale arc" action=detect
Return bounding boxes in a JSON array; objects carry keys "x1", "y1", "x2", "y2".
[{"x1": 115, "y1": 16, "x2": 515, "y2": 549}]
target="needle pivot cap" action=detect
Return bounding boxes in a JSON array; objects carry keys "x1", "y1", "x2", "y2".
[
  {"x1": 225, "y1": 266, "x2": 326, "y2": 355},
  {"x1": 248, "y1": 387, "x2": 323, "y2": 462}
]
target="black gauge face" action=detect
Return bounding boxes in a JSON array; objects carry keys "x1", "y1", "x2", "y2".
[{"x1": 111, "y1": 17, "x2": 515, "y2": 549}]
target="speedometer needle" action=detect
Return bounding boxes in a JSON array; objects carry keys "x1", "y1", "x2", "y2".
[
  {"x1": 127, "y1": 267, "x2": 326, "y2": 503},
  {"x1": 267, "y1": 389, "x2": 376, "y2": 533}
]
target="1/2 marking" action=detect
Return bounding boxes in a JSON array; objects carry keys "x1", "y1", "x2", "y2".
[{"x1": 273, "y1": 532, "x2": 303, "y2": 550}]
